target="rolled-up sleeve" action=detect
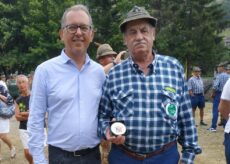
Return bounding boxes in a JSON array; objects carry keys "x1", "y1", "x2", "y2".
[
  {"x1": 98, "y1": 77, "x2": 113, "y2": 139},
  {"x1": 178, "y1": 77, "x2": 202, "y2": 164}
]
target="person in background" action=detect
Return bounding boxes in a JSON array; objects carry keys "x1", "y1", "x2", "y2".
[
  {"x1": 28, "y1": 4, "x2": 105, "y2": 164},
  {"x1": 28, "y1": 71, "x2": 34, "y2": 89},
  {"x1": 0, "y1": 84, "x2": 16, "y2": 161},
  {"x1": 208, "y1": 62, "x2": 229, "y2": 132},
  {"x1": 15, "y1": 75, "x2": 33, "y2": 164},
  {"x1": 96, "y1": 43, "x2": 126, "y2": 164},
  {"x1": 0, "y1": 75, "x2": 8, "y2": 90},
  {"x1": 6, "y1": 74, "x2": 19, "y2": 99},
  {"x1": 218, "y1": 78, "x2": 230, "y2": 164},
  {"x1": 98, "y1": 5, "x2": 201, "y2": 164},
  {"x1": 188, "y1": 66, "x2": 207, "y2": 126},
  {"x1": 96, "y1": 43, "x2": 126, "y2": 74}
]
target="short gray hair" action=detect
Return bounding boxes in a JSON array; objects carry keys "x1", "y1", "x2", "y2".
[
  {"x1": 16, "y1": 74, "x2": 29, "y2": 84},
  {"x1": 61, "y1": 4, "x2": 93, "y2": 28}
]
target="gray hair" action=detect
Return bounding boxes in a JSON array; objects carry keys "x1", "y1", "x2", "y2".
[
  {"x1": 61, "y1": 4, "x2": 93, "y2": 28},
  {"x1": 16, "y1": 74, "x2": 29, "y2": 84}
]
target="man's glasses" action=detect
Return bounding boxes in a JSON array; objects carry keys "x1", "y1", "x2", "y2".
[{"x1": 64, "y1": 24, "x2": 92, "y2": 34}]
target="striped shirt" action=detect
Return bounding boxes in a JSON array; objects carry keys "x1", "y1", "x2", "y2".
[
  {"x1": 188, "y1": 76, "x2": 204, "y2": 94},
  {"x1": 98, "y1": 53, "x2": 201, "y2": 164},
  {"x1": 213, "y1": 72, "x2": 229, "y2": 92}
]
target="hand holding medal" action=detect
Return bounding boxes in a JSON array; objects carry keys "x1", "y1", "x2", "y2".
[
  {"x1": 105, "y1": 119, "x2": 126, "y2": 145},
  {"x1": 110, "y1": 121, "x2": 127, "y2": 136}
]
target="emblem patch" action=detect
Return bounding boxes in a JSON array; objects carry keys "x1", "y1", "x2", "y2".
[
  {"x1": 164, "y1": 87, "x2": 176, "y2": 94},
  {"x1": 166, "y1": 103, "x2": 177, "y2": 118}
]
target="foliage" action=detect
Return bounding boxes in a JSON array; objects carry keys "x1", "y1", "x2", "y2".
[{"x1": 0, "y1": 0, "x2": 229, "y2": 77}]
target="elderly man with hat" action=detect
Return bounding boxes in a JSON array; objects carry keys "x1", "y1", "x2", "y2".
[
  {"x1": 98, "y1": 5, "x2": 201, "y2": 164},
  {"x1": 96, "y1": 43, "x2": 126, "y2": 74},
  {"x1": 188, "y1": 66, "x2": 207, "y2": 126},
  {"x1": 208, "y1": 62, "x2": 230, "y2": 132}
]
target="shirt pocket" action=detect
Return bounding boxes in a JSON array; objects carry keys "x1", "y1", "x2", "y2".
[{"x1": 111, "y1": 89, "x2": 134, "y2": 118}]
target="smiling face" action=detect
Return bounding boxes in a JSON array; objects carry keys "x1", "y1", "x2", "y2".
[
  {"x1": 123, "y1": 19, "x2": 155, "y2": 61},
  {"x1": 59, "y1": 10, "x2": 94, "y2": 57}
]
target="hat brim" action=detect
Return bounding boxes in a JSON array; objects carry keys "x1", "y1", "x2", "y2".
[
  {"x1": 120, "y1": 17, "x2": 157, "y2": 33},
  {"x1": 193, "y1": 69, "x2": 201, "y2": 72},
  {"x1": 96, "y1": 51, "x2": 117, "y2": 59}
]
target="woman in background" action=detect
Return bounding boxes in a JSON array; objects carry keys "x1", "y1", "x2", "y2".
[{"x1": 0, "y1": 83, "x2": 16, "y2": 161}]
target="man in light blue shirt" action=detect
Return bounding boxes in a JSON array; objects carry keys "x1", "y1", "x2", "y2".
[{"x1": 28, "y1": 4, "x2": 105, "y2": 164}]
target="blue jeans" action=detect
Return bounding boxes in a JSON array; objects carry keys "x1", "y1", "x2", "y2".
[
  {"x1": 109, "y1": 143, "x2": 180, "y2": 164},
  {"x1": 211, "y1": 92, "x2": 221, "y2": 129},
  {"x1": 224, "y1": 133, "x2": 230, "y2": 164},
  {"x1": 48, "y1": 145, "x2": 101, "y2": 164}
]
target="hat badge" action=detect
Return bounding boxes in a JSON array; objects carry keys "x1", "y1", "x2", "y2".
[{"x1": 133, "y1": 6, "x2": 141, "y2": 12}]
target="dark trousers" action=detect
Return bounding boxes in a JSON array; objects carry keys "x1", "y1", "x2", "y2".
[
  {"x1": 108, "y1": 143, "x2": 180, "y2": 164},
  {"x1": 224, "y1": 133, "x2": 230, "y2": 164},
  {"x1": 48, "y1": 145, "x2": 101, "y2": 164}
]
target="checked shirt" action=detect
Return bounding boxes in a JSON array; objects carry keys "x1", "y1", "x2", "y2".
[
  {"x1": 188, "y1": 76, "x2": 204, "y2": 94},
  {"x1": 98, "y1": 53, "x2": 201, "y2": 164},
  {"x1": 213, "y1": 72, "x2": 229, "y2": 92}
]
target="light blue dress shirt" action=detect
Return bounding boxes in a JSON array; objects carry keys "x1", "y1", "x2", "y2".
[{"x1": 28, "y1": 50, "x2": 105, "y2": 164}]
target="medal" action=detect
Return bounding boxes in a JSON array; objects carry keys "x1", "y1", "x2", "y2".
[{"x1": 110, "y1": 121, "x2": 126, "y2": 136}]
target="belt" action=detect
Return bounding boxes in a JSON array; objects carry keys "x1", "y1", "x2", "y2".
[
  {"x1": 116, "y1": 141, "x2": 176, "y2": 160},
  {"x1": 49, "y1": 144, "x2": 99, "y2": 157}
]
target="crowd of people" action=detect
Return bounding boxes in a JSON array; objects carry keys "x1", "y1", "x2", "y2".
[{"x1": 0, "y1": 3, "x2": 230, "y2": 164}]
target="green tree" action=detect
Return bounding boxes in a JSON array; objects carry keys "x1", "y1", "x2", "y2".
[
  {"x1": 153, "y1": 0, "x2": 228, "y2": 77},
  {"x1": 0, "y1": 0, "x2": 229, "y2": 77}
]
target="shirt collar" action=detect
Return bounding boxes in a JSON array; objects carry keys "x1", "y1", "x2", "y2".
[
  {"x1": 60, "y1": 49, "x2": 91, "y2": 66},
  {"x1": 128, "y1": 50, "x2": 157, "y2": 75}
]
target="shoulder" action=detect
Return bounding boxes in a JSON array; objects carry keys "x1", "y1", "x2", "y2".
[
  {"x1": 16, "y1": 95, "x2": 23, "y2": 103},
  {"x1": 224, "y1": 79, "x2": 230, "y2": 88},
  {"x1": 156, "y1": 54, "x2": 184, "y2": 74},
  {"x1": 38, "y1": 56, "x2": 61, "y2": 69},
  {"x1": 157, "y1": 54, "x2": 182, "y2": 67},
  {"x1": 34, "y1": 55, "x2": 66, "y2": 78},
  {"x1": 188, "y1": 76, "x2": 194, "y2": 81},
  {"x1": 89, "y1": 59, "x2": 105, "y2": 76},
  {"x1": 89, "y1": 59, "x2": 104, "y2": 70},
  {"x1": 107, "y1": 59, "x2": 129, "y2": 75}
]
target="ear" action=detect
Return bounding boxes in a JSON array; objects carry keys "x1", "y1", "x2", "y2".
[
  {"x1": 89, "y1": 30, "x2": 95, "y2": 43},
  {"x1": 123, "y1": 35, "x2": 127, "y2": 45},
  {"x1": 152, "y1": 28, "x2": 156, "y2": 41}
]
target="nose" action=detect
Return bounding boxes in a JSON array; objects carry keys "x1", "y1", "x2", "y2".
[
  {"x1": 75, "y1": 27, "x2": 82, "y2": 35},
  {"x1": 135, "y1": 30, "x2": 143, "y2": 40}
]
